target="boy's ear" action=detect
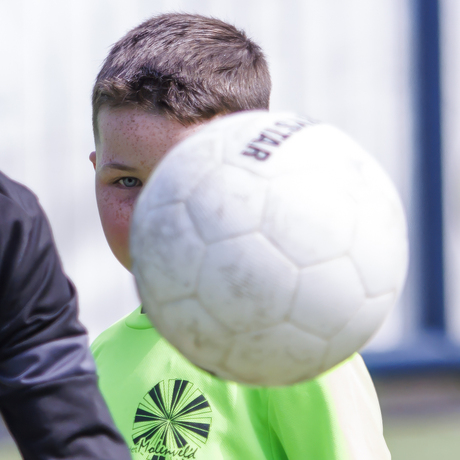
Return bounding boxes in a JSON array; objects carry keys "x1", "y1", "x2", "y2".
[{"x1": 89, "y1": 151, "x2": 96, "y2": 170}]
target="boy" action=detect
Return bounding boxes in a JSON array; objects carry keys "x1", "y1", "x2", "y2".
[{"x1": 90, "y1": 13, "x2": 390, "y2": 459}]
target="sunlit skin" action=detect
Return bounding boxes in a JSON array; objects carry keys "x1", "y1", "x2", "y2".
[{"x1": 90, "y1": 106, "x2": 204, "y2": 271}]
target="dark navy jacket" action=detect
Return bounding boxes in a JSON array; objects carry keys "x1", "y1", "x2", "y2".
[{"x1": 0, "y1": 171, "x2": 130, "y2": 459}]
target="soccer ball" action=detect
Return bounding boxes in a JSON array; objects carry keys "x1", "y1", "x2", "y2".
[{"x1": 130, "y1": 110, "x2": 408, "y2": 386}]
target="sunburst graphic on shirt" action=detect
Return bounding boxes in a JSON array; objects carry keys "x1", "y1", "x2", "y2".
[{"x1": 132, "y1": 379, "x2": 212, "y2": 458}]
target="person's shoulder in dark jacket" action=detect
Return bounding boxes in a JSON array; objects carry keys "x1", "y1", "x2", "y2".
[{"x1": 0, "y1": 171, "x2": 131, "y2": 460}]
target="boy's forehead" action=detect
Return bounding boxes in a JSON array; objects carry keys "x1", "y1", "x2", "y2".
[
  {"x1": 96, "y1": 106, "x2": 206, "y2": 162},
  {"x1": 98, "y1": 107, "x2": 168, "y2": 138},
  {"x1": 98, "y1": 108, "x2": 175, "y2": 149}
]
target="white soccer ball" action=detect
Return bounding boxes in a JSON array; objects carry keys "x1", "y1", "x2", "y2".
[{"x1": 130, "y1": 110, "x2": 409, "y2": 386}]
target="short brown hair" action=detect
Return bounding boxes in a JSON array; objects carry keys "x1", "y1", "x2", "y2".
[{"x1": 92, "y1": 13, "x2": 271, "y2": 136}]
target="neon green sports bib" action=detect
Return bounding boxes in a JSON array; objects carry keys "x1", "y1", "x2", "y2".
[{"x1": 91, "y1": 307, "x2": 390, "y2": 460}]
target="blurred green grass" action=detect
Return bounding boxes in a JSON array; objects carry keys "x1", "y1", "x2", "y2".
[
  {"x1": 375, "y1": 373, "x2": 460, "y2": 459},
  {"x1": 0, "y1": 440, "x2": 20, "y2": 460},
  {"x1": 384, "y1": 413, "x2": 460, "y2": 460}
]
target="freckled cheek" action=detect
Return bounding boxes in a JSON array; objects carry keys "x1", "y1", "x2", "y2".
[
  {"x1": 101, "y1": 204, "x2": 131, "y2": 248},
  {"x1": 96, "y1": 189, "x2": 135, "y2": 259}
]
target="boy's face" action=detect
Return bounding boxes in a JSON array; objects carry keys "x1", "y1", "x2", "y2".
[{"x1": 90, "y1": 107, "x2": 204, "y2": 271}]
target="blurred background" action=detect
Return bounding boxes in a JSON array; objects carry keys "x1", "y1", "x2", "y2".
[{"x1": 1, "y1": 0, "x2": 460, "y2": 458}]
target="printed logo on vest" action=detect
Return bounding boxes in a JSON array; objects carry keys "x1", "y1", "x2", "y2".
[{"x1": 131, "y1": 379, "x2": 212, "y2": 459}]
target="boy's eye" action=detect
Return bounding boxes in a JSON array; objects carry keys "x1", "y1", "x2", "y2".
[{"x1": 117, "y1": 177, "x2": 141, "y2": 188}]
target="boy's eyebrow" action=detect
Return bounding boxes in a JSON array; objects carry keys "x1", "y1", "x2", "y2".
[{"x1": 101, "y1": 162, "x2": 139, "y2": 172}]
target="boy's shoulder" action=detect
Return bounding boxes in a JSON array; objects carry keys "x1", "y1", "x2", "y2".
[
  {"x1": 90, "y1": 311, "x2": 128, "y2": 356},
  {"x1": 91, "y1": 306, "x2": 161, "y2": 357}
]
